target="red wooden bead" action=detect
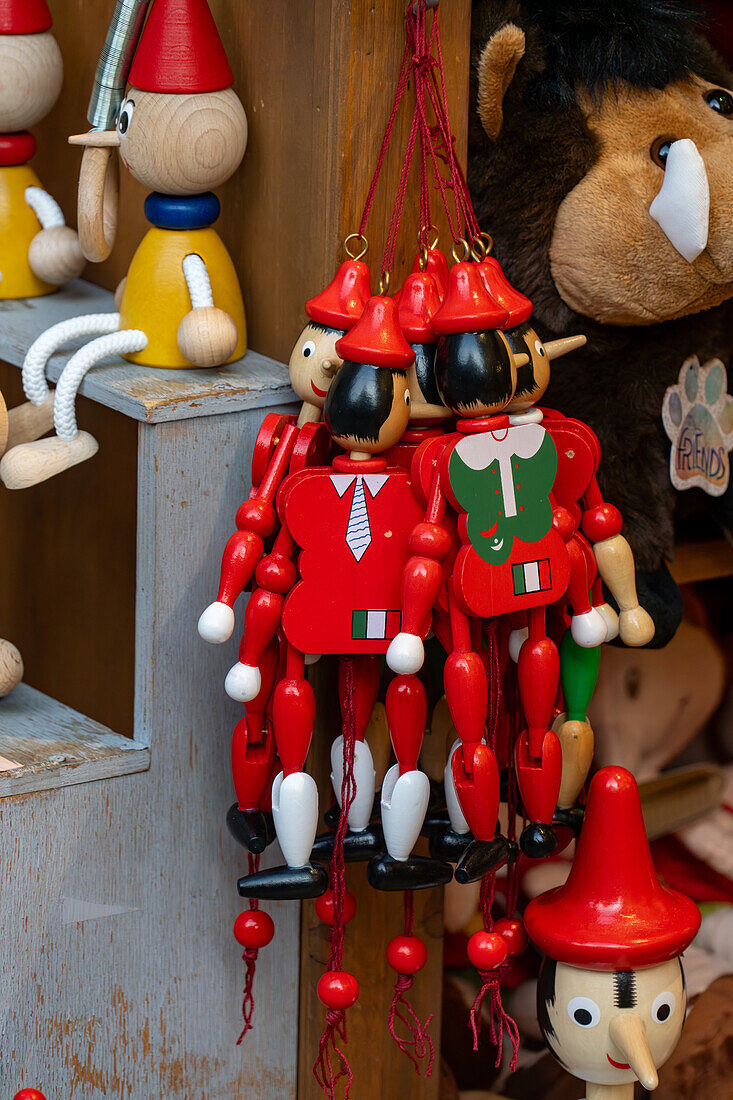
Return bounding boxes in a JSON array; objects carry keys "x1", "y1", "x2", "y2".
[
  {"x1": 386, "y1": 934, "x2": 428, "y2": 975},
  {"x1": 467, "y1": 930, "x2": 508, "y2": 972},
  {"x1": 314, "y1": 889, "x2": 357, "y2": 926},
  {"x1": 317, "y1": 970, "x2": 359, "y2": 1010},
  {"x1": 233, "y1": 909, "x2": 275, "y2": 949},
  {"x1": 235, "y1": 497, "x2": 276, "y2": 537},
  {"x1": 494, "y1": 917, "x2": 528, "y2": 957},
  {"x1": 254, "y1": 552, "x2": 296, "y2": 593},
  {"x1": 582, "y1": 502, "x2": 622, "y2": 543},
  {"x1": 551, "y1": 505, "x2": 576, "y2": 543},
  {"x1": 407, "y1": 521, "x2": 452, "y2": 560},
  {"x1": 14, "y1": 1092, "x2": 47, "y2": 1100}
]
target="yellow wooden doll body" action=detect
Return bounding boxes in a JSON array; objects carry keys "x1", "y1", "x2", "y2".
[
  {"x1": 0, "y1": 165, "x2": 54, "y2": 299},
  {"x1": 118, "y1": 225, "x2": 247, "y2": 368}
]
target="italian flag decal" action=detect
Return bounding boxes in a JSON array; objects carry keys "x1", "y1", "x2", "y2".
[
  {"x1": 352, "y1": 609, "x2": 402, "y2": 641},
  {"x1": 512, "y1": 559, "x2": 552, "y2": 596}
]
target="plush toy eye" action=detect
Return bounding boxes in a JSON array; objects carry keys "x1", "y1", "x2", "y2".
[
  {"x1": 117, "y1": 98, "x2": 135, "y2": 135},
  {"x1": 567, "y1": 996, "x2": 601, "y2": 1028},
  {"x1": 302, "y1": 340, "x2": 316, "y2": 358},
  {"x1": 650, "y1": 137, "x2": 674, "y2": 168},
  {"x1": 534, "y1": 339, "x2": 545, "y2": 357},
  {"x1": 705, "y1": 89, "x2": 733, "y2": 116},
  {"x1": 651, "y1": 991, "x2": 676, "y2": 1023}
]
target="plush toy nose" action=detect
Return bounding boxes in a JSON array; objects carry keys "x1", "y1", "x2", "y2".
[
  {"x1": 609, "y1": 1012, "x2": 659, "y2": 1091},
  {"x1": 649, "y1": 138, "x2": 709, "y2": 263}
]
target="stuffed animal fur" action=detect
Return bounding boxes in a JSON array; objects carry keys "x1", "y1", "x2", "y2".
[{"x1": 468, "y1": 0, "x2": 733, "y2": 645}]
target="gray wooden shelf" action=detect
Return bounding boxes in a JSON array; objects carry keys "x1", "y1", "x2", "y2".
[
  {"x1": 0, "y1": 277, "x2": 294, "y2": 423},
  {"x1": 0, "y1": 682, "x2": 149, "y2": 796}
]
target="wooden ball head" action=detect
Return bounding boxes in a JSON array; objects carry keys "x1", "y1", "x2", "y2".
[{"x1": 0, "y1": 33, "x2": 62, "y2": 132}]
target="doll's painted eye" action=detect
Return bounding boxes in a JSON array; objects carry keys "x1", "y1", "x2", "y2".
[
  {"x1": 650, "y1": 137, "x2": 674, "y2": 168},
  {"x1": 705, "y1": 89, "x2": 733, "y2": 116},
  {"x1": 117, "y1": 99, "x2": 135, "y2": 135},
  {"x1": 302, "y1": 340, "x2": 316, "y2": 358},
  {"x1": 534, "y1": 339, "x2": 545, "y2": 357},
  {"x1": 404, "y1": 389, "x2": 411, "y2": 405},
  {"x1": 651, "y1": 991, "x2": 676, "y2": 1023},
  {"x1": 567, "y1": 996, "x2": 600, "y2": 1028}
]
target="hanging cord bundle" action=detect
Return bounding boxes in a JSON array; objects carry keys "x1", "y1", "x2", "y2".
[
  {"x1": 313, "y1": 659, "x2": 359, "y2": 1100},
  {"x1": 465, "y1": 623, "x2": 520, "y2": 1072},
  {"x1": 386, "y1": 889, "x2": 435, "y2": 1076},
  {"x1": 233, "y1": 853, "x2": 274, "y2": 1044}
]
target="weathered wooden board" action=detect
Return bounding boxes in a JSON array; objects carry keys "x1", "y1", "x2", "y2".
[
  {"x1": 0, "y1": 682, "x2": 148, "y2": 795},
  {"x1": 0, "y1": 282, "x2": 293, "y2": 425}
]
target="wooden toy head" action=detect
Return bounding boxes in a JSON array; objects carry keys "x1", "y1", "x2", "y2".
[
  {"x1": 538, "y1": 957, "x2": 686, "y2": 1092},
  {"x1": 0, "y1": 32, "x2": 62, "y2": 132},
  {"x1": 288, "y1": 322, "x2": 344, "y2": 409},
  {"x1": 435, "y1": 329, "x2": 517, "y2": 418},
  {"x1": 503, "y1": 327, "x2": 587, "y2": 412}
]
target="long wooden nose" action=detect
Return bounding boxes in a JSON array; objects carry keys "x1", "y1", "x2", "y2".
[
  {"x1": 543, "y1": 334, "x2": 587, "y2": 360},
  {"x1": 609, "y1": 1013, "x2": 659, "y2": 1091}
]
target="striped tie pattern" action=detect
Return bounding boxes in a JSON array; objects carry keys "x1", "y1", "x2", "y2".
[{"x1": 345, "y1": 476, "x2": 372, "y2": 561}]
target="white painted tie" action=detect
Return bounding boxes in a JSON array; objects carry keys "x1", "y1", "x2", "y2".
[{"x1": 345, "y1": 476, "x2": 372, "y2": 561}]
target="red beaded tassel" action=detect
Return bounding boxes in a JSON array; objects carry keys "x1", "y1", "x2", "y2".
[
  {"x1": 233, "y1": 854, "x2": 275, "y2": 1044},
  {"x1": 386, "y1": 890, "x2": 434, "y2": 1076},
  {"x1": 313, "y1": 658, "x2": 359, "y2": 1099},
  {"x1": 466, "y1": 623, "x2": 520, "y2": 1071}
]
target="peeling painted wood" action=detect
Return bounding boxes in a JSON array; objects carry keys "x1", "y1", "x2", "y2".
[{"x1": 0, "y1": 281, "x2": 295, "y2": 426}]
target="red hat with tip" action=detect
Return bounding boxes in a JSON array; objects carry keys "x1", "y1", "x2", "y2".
[
  {"x1": 397, "y1": 272, "x2": 442, "y2": 343},
  {"x1": 129, "y1": 0, "x2": 234, "y2": 93},
  {"x1": 433, "y1": 262, "x2": 509, "y2": 336},
  {"x1": 305, "y1": 260, "x2": 371, "y2": 330},
  {"x1": 411, "y1": 248, "x2": 449, "y2": 300},
  {"x1": 479, "y1": 257, "x2": 533, "y2": 329},
  {"x1": 0, "y1": 0, "x2": 52, "y2": 33},
  {"x1": 336, "y1": 296, "x2": 415, "y2": 370},
  {"x1": 525, "y1": 766, "x2": 701, "y2": 971}
]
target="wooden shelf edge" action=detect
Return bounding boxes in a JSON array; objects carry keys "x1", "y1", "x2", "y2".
[{"x1": 0, "y1": 746, "x2": 150, "y2": 797}]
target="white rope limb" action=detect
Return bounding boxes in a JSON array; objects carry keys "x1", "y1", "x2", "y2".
[
  {"x1": 22, "y1": 313, "x2": 121, "y2": 406},
  {"x1": 54, "y1": 329, "x2": 148, "y2": 440},
  {"x1": 182, "y1": 253, "x2": 214, "y2": 309},
  {"x1": 25, "y1": 186, "x2": 65, "y2": 229}
]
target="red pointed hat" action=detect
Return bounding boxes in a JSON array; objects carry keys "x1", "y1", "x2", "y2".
[
  {"x1": 525, "y1": 767, "x2": 701, "y2": 971},
  {"x1": 336, "y1": 295, "x2": 415, "y2": 370},
  {"x1": 411, "y1": 248, "x2": 449, "y2": 300},
  {"x1": 397, "y1": 272, "x2": 442, "y2": 343},
  {"x1": 479, "y1": 257, "x2": 533, "y2": 329},
  {"x1": 305, "y1": 260, "x2": 371, "y2": 330},
  {"x1": 433, "y1": 262, "x2": 509, "y2": 336},
  {"x1": 129, "y1": 0, "x2": 233, "y2": 93},
  {"x1": 0, "y1": 0, "x2": 52, "y2": 33}
]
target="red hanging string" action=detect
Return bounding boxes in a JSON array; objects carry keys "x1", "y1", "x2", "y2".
[
  {"x1": 237, "y1": 853, "x2": 260, "y2": 1045},
  {"x1": 387, "y1": 891, "x2": 435, "y2": 1077},
  {"x1": 313, "y1": 659, "x2": 358, "y2": 1100}
]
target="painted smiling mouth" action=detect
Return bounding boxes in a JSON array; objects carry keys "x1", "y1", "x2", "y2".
[
  {"x1": 607, "y1": 1055, "x2": 631, "y2": 1070},
  {"x1": 311, "y1": 380, "x2": 328, "y2": 397}
]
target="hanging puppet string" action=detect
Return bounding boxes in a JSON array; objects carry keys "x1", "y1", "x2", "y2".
[
  {"x1": 467, "y1": 622, "x2": 520, "y2": 1071},
  {"x1": 387, "y1": 890, "x2": 435, "y2": 1077},
  {"x1": 237, "y1": 852, "x2": 260, "y2": 1045},
  {"x1": 313, "y1": 659, "x2": 358, "y2": 1100}
]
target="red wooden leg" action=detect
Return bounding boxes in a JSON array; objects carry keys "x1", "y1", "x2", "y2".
[
  {"x1": 386, "y1": 674, "x2": 427, "y2": 774},
  {"x1": 272, "y1": 645, "x2": 315, "y2": 777},
  {"x1": 515, "y1": 607, "x2": 562, "y2": 826}
]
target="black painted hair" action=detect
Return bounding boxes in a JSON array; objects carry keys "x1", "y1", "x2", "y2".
[
  {"x1": 305, "y1": 320, "x2": 343, "y2": 336},
  {"x1": 324, "y1": 360, "x2": 405, "y2": 443},
  {"x1": 614, "y1": 970, "x2": 638, "y2": 1008},
  {"x1": 503, "y1": 322, "x2": 541, "y2": 398},
  {"x1": 521, "y1": 0, "x2": 716, "y2": 108},
  {"x1": 411, "y1": 341, "x2": 442, "y2": 406},
  {"x1": 435, "y1": 329, "x2": 514, "y2": 414},
  {"x1": 537, "y1": 956, "x2": 558, "y2": 1042}
]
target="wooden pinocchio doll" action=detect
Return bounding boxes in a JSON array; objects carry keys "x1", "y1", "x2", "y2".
[
  {"x1": 1, "y1": 0, "x2": 247, "y2": 490},
  {"x1": 525, "y1": 766, "x2": 700, "y2": 1100},
  {"x1": 0, "y1": 0, "x2": 84, "y2": 302}
]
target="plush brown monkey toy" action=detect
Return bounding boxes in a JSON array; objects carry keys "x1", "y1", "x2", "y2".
[{"x1": 469, "y1": 0, "x2": 733, "y2": 645}]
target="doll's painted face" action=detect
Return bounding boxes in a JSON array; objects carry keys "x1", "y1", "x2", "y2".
[
  {"x1": 502, "y1": 324, "x2": 550, "y2": 412},
  {"x1": 538, "y1": 958, "x2": 686, "y2": 1088},
  {"x1": 115, "y1": 88, "x2": 247, "y2": 194},
  {"x1": 288, "y1": 322, "x2": 344, "y2": 408},
  {"x1": 325, "y1": 363, "x2": 410, "y2": 454},
  {"x1": 0, "y1": 32, "x2": 62, "y2": 131}
]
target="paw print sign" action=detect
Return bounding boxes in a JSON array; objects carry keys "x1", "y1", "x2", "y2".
[{"x1": 662, "y1": 356, "x2": 733, "y2": 496}]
